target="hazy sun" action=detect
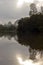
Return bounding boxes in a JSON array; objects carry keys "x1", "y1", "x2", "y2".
[
  {"x1": 17, "y1": 0, "x2": 24, "y2": 8},
  {"x1": 17, "y1": 0, "x2": 34, "y2": 8}
]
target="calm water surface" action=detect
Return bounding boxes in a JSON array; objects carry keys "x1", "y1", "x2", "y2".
[
  {"x1": 0, "y1": 37, "x2": 29, "y2": 65},
  {"x1": 0, "y1": 36, "x2": 43, "y2": 65}
]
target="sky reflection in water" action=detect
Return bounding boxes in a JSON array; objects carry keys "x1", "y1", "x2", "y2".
[
  {"x1": 0, "y1": 37, "x2": 29, "y2": 65},
  {"x1": 0, "y1": 36, "x2": 43, "y2": 65},
  {"x1": 17, "y1": 52, "x2": 43, "y2": 65}
]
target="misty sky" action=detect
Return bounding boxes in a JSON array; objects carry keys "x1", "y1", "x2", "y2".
[{"x1": 0, "y1": 0, "x2": 43, "y2": 24}]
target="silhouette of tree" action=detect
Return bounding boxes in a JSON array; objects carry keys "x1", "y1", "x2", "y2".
[
  {"x1": 17, "y1": 14, "x2": 43, "y2": 50},
  {"x1": 29, "y1": 3, "x2": 37, "y2": 16}
]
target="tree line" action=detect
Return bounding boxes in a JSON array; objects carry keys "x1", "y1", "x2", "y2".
[
  {"x1": 0, "y1": 21, "x2": 16, "y2": 32},
  {"x1": 0, "y1": 3, "x2": 43, "y2": 50},
  {"x1": 17, "y1": 3, "x2": 43, "y2": 50}
]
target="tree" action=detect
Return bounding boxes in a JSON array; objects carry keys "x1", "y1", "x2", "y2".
[
  {"x1": 29, "y1": 3, "x2": 37, "y2": 16},
  {"x1": 17, "y1": 14, "x2": 43, "y2": 50}
]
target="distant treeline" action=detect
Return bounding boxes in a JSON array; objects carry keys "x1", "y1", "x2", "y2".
[{"x1": 0, "y1": 23, "x2": 15, "y2": 32}]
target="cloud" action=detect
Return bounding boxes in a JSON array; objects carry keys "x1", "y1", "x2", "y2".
[
  {"x1": 0, "y1": 0, "x2": 43, "y2": 23},
  {"x1": 0, "y1": 0, "x2": 30, "y2": 23}
]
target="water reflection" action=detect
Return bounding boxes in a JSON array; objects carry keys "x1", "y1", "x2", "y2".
[
  {"x1": 0, "y1": 37, "x2": 29, "y2": 65},
  {"x1": 0, "y1": 31, "x2": 43, "y2": 65},
  {"x1": 17, "y1": 27, "x2": 43, "y2": 60},
  {"x1": 0, "y1": 32, "x2": 43, "y2": 50}
]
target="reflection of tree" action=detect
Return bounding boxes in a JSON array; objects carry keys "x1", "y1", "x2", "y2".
[
  {"x1": 17, "y1": 32, "x2": 43, "y2": 60},
  {"x1": 0, "y1": 31, "x2": 16, "y2": 38},
  {"x1": 17, "y1": 32, "x2": 43, "y2": 50}
]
